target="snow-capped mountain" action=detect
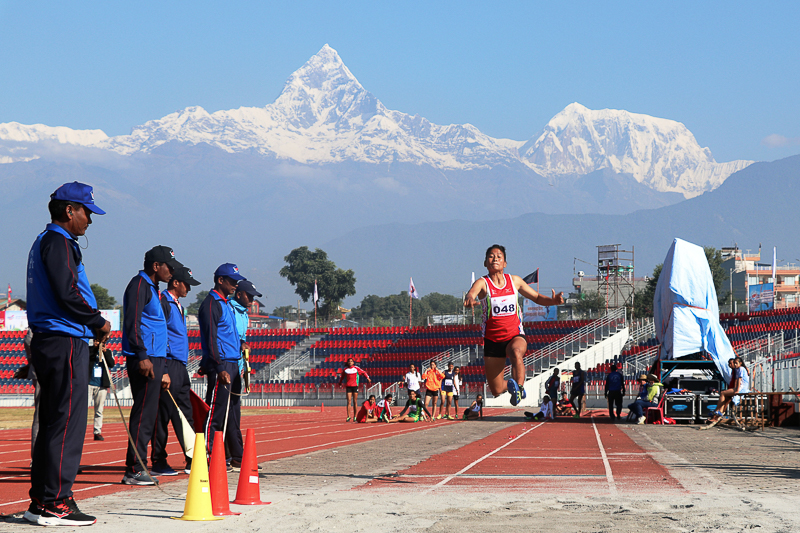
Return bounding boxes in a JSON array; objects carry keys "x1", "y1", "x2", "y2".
[
  {"x1": 0, "y1": 44, "x2": 752, "y2": 197},
  {"x1": 520, "y1": 103, "x2": 751, "y2": 197},
  {"x1": 100, "y1": 44, "x2": 522, "y2": 170},
  {"x1": 0, "y1": 122, "x2": 107, "y2": 163}
]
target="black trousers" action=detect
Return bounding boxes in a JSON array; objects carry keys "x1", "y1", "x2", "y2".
[
  {"x1": 125, "y1": 357, "x2": 165, "y2": 472},
  {"x1": 29, "y1": 333, "x2": 89, "y2": 505},
  {"x1": 607, "y1": 390, "x2": 624, "y2": 418},
  {"x1": 151, "y1": 358, "x2": 194, "y2": 466},
  {"x1": 204, "y1": 361, "x2": 243, "y2": 463}
]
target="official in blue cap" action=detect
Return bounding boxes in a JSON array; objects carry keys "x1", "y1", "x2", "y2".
[
  {"x1": 150, "y1": 266, "x2": 200, "y2": 476},
  {"x1": 199, "y1": 263, "x2": 246, "y2": 466},
  {"x1": 120, "y1": 245, "x2": 181, "y2": 485},
  {"x1": 24, "y1": 182, "x2": 111, "y2": 526}
]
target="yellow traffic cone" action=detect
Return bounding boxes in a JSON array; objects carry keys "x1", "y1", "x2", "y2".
[{"x1": 173, "y1": 433, "x2": 222, "y2": 521}]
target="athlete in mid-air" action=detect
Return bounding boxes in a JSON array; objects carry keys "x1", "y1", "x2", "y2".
[{"x1": 464, "y1": 244, "x2": 564, "y2": 406}]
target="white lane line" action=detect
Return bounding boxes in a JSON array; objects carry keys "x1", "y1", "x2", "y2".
[
  {"x1": 0, "y1": 484, "x2": 115, "y2": 508},
  {"x1": 422, "y1": 422, "x2": 546, "y2": 494},
  {"x1": 591, "y1": 419, "x2": 617, "y2": 495},
  {"x1": 494, "y1": 456, "x2": 603, "y2": 460}
]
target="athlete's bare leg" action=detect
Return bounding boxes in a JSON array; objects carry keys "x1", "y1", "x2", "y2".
[
  {"x1": 507, "y1": 336, "x2": 527, "y2": 388},
  {"x1": 484, "y1": 357, "x2": 508, "y2": 396}
]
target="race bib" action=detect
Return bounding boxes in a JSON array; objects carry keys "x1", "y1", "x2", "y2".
[
  {"x1": 572, "y1": 376, "x2": 580, "y2": 383},
  {"x1": 444, "y1": 379, "x2": 453, "y2": 387},
  {"x1": 490, "y1": 294, "x2": 517, "y2": 317},
  {"x1": 94, "y1": 366, "x2": 102, "y2": 378}
]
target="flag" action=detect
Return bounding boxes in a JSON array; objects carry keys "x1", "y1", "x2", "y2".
[
  {"x1": 409, "y1": 277, "x2": 420, "y2": 299},
  {"x1": 6, "y1": 284, "x2": 10, "y2": 305},
  {"x1": 772, "y1": 247, "x2": 777, "y2": 282},
  {"x1": 523, "y1": 269, "x2": 539, "y2": 285},
  {"x1": 313, "y1": 280, "x2": 319, "y2": 305}
]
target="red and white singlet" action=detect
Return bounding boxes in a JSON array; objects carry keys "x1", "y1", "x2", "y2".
[{"x1": 481, "y1": 273, "x2": 524, "y2": 342}]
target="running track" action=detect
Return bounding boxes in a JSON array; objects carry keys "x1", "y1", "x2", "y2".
[
  {"x1": 0, "y1": 407, "x2": 514, "y2": 515},
  {"x1": 367, "y1": 412, "x2": 684, "y2": 494},
  {"x1": 0, "y1": 408, "x2": 682, "y2": 515}
]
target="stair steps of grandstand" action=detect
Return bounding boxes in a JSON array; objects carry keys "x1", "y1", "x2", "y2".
[{"x1": 255, "y1": 334, "x2": 325, "y2": 382}]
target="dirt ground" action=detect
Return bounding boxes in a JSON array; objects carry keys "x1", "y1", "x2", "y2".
[{"x1": 3, "y1": 415, "x2": 800, "y2": 532}]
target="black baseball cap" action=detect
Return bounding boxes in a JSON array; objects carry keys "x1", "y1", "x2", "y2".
[
  {"x1": 144, "y1": 246, "x2": 181, "y2": 269},
  {"x1": 236, "y1": 280, "x2": 263, "y2": 298},
  {"x1": 172, "y1": 266, "x2": 200, "y2": 286},
  {"x1": 50, "y1": 182, "x2": 106, "y2": 215}
]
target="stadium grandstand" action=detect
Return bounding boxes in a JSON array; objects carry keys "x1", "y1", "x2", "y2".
[{"x1": 2, "y1": 307, "x2": 800, "y2": 405}]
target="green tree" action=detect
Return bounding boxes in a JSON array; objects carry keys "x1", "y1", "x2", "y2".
[
  {"x1": 279, "y1": 247, "x2": 356, "y2": 320},
  {"x1": 350, "y1": 292, "x2": 465, "y2": 326},
  {"x1": 633, "y1": 264, "x2": 662, "y2": 318},
  {"x1": 187, "y1": 290, "x2": 209, "y2": 316},
  {"x1": 272, "y1": 305, "x2": 296, "y2": 320},
  {"x1": 573, "y1": 290, "x2": 606, "y2": 317},
  {"x1": 91, "y1": 284, "x2": 117, "y2": 309}
]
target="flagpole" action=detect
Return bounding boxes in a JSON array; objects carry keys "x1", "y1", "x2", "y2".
[
  {"x1": 314, "y1": 278, "x2": 317, "y2": 328},
  {"x1": 408, "y1": 292, "x2": 412, "y2": 328}
]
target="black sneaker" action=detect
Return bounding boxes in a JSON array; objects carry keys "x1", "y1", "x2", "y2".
[
  {"x1": 93, "y1": 433, "x2": 104, "y2": 441},
  {"x1": 38, "y1": 498, "x2": 96, "y2": 526},
  {"x1": 150, "y1": 462, "x2": 179, "y2": 476},
  {"x1": 23, "y1": 501, "x2": 43, "y2": 524},
  {"x1": 184, "y1": 458, "x2": 192, "y2": 475},
  {"x1": 121, "y1": 470, "x2": 158, "y2": 485}
]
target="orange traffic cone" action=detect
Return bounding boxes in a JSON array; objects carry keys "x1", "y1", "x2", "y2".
[
  {"x1": 173, "y1": 433, "x2": 222, "y2": 521},
  {"x1": 266, "y1": 401, "x2": 270, "y2": 409},
  {"x1": 231, "y1": 429, "x2": 269, "y2": 505},
  {"x1": 320, "y1": 402, "x2": 325, "y2": 413},
  {"x1": 209, "y1": 432, "x2": 240, "y2": 516}
]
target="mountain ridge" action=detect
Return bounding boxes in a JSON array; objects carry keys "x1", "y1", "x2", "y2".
[{"x1": 0, "y1": 45, "x2": 751, "y2": 198}]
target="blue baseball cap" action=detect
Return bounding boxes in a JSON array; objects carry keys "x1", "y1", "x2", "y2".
[
  {"x1": 50, "y1": 181, "x2": 106, "y2": 215},
  {"x1": 214, "y1": 263, "x2": 245, "y2": 281}
]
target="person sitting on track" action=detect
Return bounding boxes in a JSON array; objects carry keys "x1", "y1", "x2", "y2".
[
  {"x1": 556, "y1": 391, "x2": 574, "y2": 417},
  {"x1": 389, "y1": 390, "x2": 432, "y2": 423},
  {"x1": 464, "y1": 244, "x2": 564, "y2": 406},
  {"x1": 421, "y1": 361, "x2": 444, "y2": 420},
  {"x1": 709, "y1": 358, "x2": 750, "y2": 423},
  {"x1": 525, "y1": 394, "x2": 554, "y2": 421},
  {"x1": 463, "y1": 394, "x2": 484, "y2": 420},
  {"x1": 377, "y1": 393, "x2": 393, "y2": 422},
  {"x1": 628, "y1": 374, "x2": 663, "y2": 424},
  {"x1": 356, "y1": 395, "x2": 379, "y2": 423},
  {"x1": 338, "y1": 357, "x2": 371, "y2": 423}
]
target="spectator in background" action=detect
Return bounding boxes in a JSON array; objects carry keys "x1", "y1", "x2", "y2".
[
  {"x1": 463, "y1": 394, "x2": 484, "y2": 420},
  {"x1": 628, "y1": 374, "x2": 663, "y2": 424},
  {"x1": 556, "y1": 391, "x2": 575, "y2": 417},
  {"x1": 545, "y1": 368, "x2": 561, "y2": 401},
  {"x1": 339, "y1": 357, "x2": 371, "y2": 423},
  {"x1": 525, "y1": 394, "x2": 554, "y2": 421},
  {"x1": 377, "y1": 393, "x2": 393, "y2": 422},
  {"x1": 401, "y1": 363, "x2": 422, "y2": 400},
  {"x1": 452, "y1": 366, "x2": 463, "y2": 419},
  {"x1": 569, "y1": 362, "x2": 586, "y2": 418},
  {"x1": 14, "y1": 329, "x2": 38, "y2": 462},
  {"x1": 604, "y1": 363, "x2": 626, "y2": 422},
  {"x1": 438, "y1": 361, "x2": 457, "y2": 419},
  {"x1": 390, "y1": 390, "x2": 433, "y2": 423},
  {"x1": 421, "y1": 361, "x2": 444, "y2": 420},
  {"x1": 356, "y1": 395, "x2": 379, "y2": 423},
  {"x1": 88, "y1": 345, "x2": 114, "y2": 441},
  {"x1": 709, "y1": 358, "x2": 750, "y2": 423}
]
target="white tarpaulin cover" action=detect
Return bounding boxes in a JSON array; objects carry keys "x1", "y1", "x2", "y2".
[{"x1": 654, "y1": 238, "x2": 734, "y2": 383}]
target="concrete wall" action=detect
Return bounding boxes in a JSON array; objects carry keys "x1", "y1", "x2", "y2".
[{"x1": 484, "y1": 327, "x2": 630, "y2": 408}]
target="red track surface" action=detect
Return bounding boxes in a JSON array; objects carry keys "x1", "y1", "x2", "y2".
[
  {"x1": 367, "y1": 412, "x2": 684, "y2": 494},
  {"x1": 0, "y1": 406, "x2": 515, "y2": 515}
]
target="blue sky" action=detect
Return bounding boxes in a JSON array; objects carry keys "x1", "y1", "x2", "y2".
[{"x1": 1, "y1": 1, "x2": 798, "y2": 163}]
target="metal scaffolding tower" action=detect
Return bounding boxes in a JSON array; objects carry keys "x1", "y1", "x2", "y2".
[{"x1": 597, "y1": 244, "x2": 635, "y2": 311}]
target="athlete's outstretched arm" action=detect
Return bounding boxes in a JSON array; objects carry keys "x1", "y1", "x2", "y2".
[
  {"x1": 464, "y1": 279, "x2": 486, "y2": 308},
  {"x1": 514, "y1": 275, "x2": 564, "y2": 306}
]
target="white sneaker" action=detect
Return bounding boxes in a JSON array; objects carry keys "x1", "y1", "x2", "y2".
[{"x1": 637, "y1": 416, "x2": 646, "y2": 425}]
